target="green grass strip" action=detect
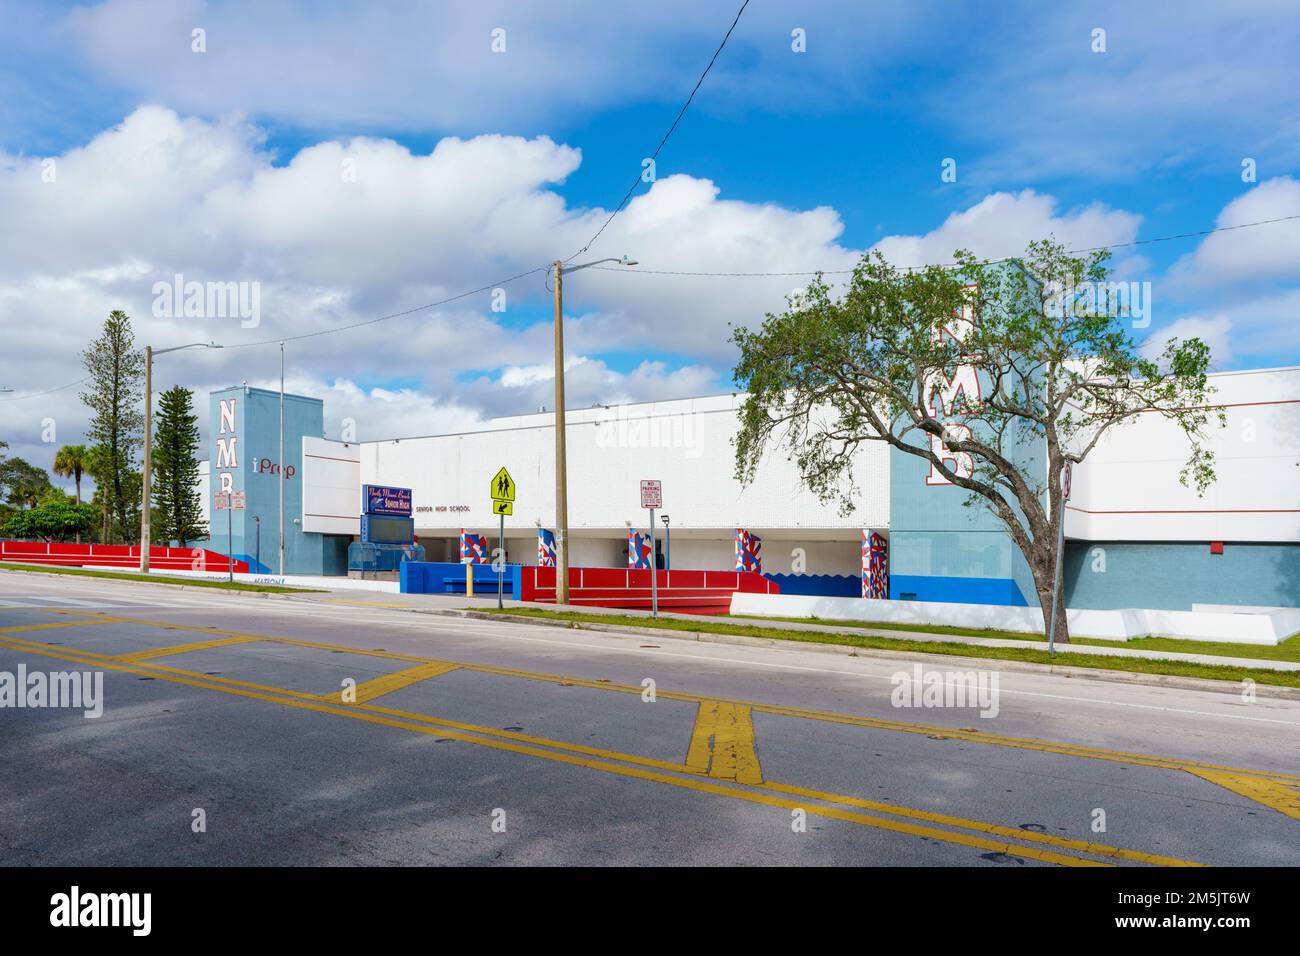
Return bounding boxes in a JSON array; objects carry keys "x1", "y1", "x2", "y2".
[
  {"x1": 481, "y1": 607, "x2": 1300, "y2": 689},
  {"x1": 733, "y1": 613, "x2": 1300, "y2": 664}
]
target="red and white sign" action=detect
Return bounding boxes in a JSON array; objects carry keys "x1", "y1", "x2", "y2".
[
  {"x1": 214, "y1": 492, "x2": 246, "y2": 511},
  {"x1": 639, "y1": 479, "x2": 662, "y2": 510}
]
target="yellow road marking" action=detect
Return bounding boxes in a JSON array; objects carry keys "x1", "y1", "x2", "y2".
[
  {"x1": 760, "y1": 781, "x2": 1203, "y2": 866},
  {"x1": 0, "y1": 631, "x2": 700, "y2": 774},
  {"x1": 1185, "y1": 769, "x2": 1300, "y2": 822},
  {"x1": 316, "y1": 661, "x2": 460, "y2": 704},
  {"x1": 0, "y1": 632, "x2": 1171, "y2": 866},
  {"x1": 33, "y1": 609, "x2": 1300, "y2": 787},
  {"x1": 116, "y1": 635, "x2": 262, "y2": 662},
  {"x1": 686, "y1": 701, "x2": 763, "y2": 784},
  {"x1": 0, "y1": 618, "x2": 126, "y2": 634}
]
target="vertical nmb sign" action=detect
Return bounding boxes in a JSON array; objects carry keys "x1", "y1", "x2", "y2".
[{"x1": 640, "y1": 480, "x2": 662, "y2": 618}]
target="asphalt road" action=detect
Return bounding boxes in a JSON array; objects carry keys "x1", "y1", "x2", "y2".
[{"x1": 2, "y1": 572, "x2": 1298, "y2": 866}]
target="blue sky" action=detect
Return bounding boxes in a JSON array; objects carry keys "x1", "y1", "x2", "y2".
[{"x1": 1, "y1": 0, "x2": 1298, "y2": 464}]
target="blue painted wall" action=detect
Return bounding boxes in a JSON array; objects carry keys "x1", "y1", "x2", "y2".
[
  {"x1": 1064, "y1": 541, "x2": 1300, "y2": 610},
  {"x1": 890, "y1": 573, "x2": 1028, "y2": 606},
  {"x1": 888, "y1": 409, "x2": 1044, "y2": 607},
  {"x1": 885, "y1": 275, "x2": 1049, "y2": 607},
  {"x1": 202, "y1": 385, "x2": 327, "y2": 575},
  {"x1": 762, "y1": 573, "x2": 860, "y2": 598}
]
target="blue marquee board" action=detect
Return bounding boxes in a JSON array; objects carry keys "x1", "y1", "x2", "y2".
[
  {"x1": 361, "y1": 514, "x2": 414, "y2": 545},
  {"x1": 363, "y1": 484, "x2": 412, "y2": 517}
]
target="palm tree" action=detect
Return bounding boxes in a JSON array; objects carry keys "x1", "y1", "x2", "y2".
[
  {"x1": 53, "y1": 443, "x2": 91, "y2": 544},
  {"x1": 53, "y1": 444, "x2": 90, "y2": 504}
]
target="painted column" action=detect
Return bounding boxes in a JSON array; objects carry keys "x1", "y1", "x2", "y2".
[
  {"x1": 459, "y1": 529, "x2": 489, "y2": 564},
  {"x1": 863, "y1": 530, "x2": 889, "y2": 598},
  {"x1": 627, "y1": 529, "x2": 652, "y2": 569},
  {"x1": 735, "y1": 528, "x2": 762, "y2": 573},
  {"x1": 537, "y1": 528, "x2": 557, "y2": 567}
]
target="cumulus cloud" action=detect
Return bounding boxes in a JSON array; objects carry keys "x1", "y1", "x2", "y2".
[
  {"x1": 1, "y1": 105, "x2": 1161, "y2": 481},
  {"x1": 53, "y1": 0, "x2": 952, "y2": 134},
  {"x1": 0, "y1": 107, "x2": 784, "y2": 471},
  {"x1": 1148, "y1": 179, "x2": 1300, "y2": 365},
  {"x1": 870, "y1": 190, "x2": 1142, "y2": 268},
  {"x1": 941, "y1": 1, "x2": 1300, "y2": 183},
  {"x1": 1170, "y1": 177, "x2": 1300, "y2": 288},
  {"x1": 1140, "y1": 316, "x2": 1234, "y2": 369}
]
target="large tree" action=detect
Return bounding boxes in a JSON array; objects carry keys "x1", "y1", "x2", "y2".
[
  {"x1": 0, "y1": 456, "x2": 53, "y2": 509},
  {"x1": 732, "y1": 239, "x2": 1220, "y2": 645},
  {"x1": 2, "y1": 490, "x2": 96, "y2": 542},
  {"x1": 151, "y1": 385, "x2": 207, "y2": 546},
  {"x1": 81, "y1": 310, "x2": 144, "y2": 543}
]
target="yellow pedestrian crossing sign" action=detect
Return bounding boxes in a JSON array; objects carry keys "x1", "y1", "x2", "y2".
[
  {"x1": 493, "y1": 499, "x2": 513, "y2": 516},
  {"x1": 490, "y1": 467, "x2": 516, "y2": 502}
]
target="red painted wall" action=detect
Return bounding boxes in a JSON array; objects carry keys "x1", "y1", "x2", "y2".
[
  {"x1": 0, "y1": 540, "x2": 249, "y2": 574},
  {"x1": 519, "y1": 566, "x2": 778, "y2": 614}
]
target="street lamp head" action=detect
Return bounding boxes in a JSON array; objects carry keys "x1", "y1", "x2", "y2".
[{"x1": 619, "y1": 256, "x2": 638, "y2": 266}]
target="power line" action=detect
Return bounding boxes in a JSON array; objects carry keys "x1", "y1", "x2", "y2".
[
  {"x1": 0, "y1": 376, "x2": 89, "y2": 403},
  {"x1": 224, "y1": 264, "x2": 550, "y2": 349},
  {"x1": 589, "y1": 212, "x2": 1300, "y2": 278},
  {"x1": 4, "y1": 204, "x2": 1292, "y2": 399},
  {"x1": 566, "y1": 0, "x2": 752, "y2": 263},
  {"x1": 0, "y1": 265, "x2": 550, "y2": 400}
]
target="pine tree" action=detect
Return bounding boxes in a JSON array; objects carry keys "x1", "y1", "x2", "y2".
[
  {"x1": 80, "y1": 311, "x2": 144, "y2": 543},
  {"x1": 151, "y1": 385, "x2": 207, "y2": 546}
]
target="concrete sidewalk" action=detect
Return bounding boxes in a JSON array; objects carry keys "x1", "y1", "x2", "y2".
[{"x1": 289, "y1": 588, "x2": 1300, "y2": 673}]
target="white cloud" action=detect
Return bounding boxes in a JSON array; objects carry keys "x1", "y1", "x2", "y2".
[
  {"x1": 1140, "y1": 316, "x2": 1234, "y2": 369},
  {"x1": 870, "y1": 190, "x2": 1143, "y2": 268},
  {"x1": 941, "y1": 1, "x2": 1300, "y2": 182},
  {"x1": 2, "y1": 106, "x2": 1165, "y2": 478},
  {"x1": 1170, "y1": 177, "x2": 1300, "y2": 288},
  {"x1": 56, "y1": 0, "x2": 951, "y2": 134}
]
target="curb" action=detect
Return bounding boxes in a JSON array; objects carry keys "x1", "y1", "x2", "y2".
[
  {"x1": 0, "y1": 564, "x2": 314, "y2": 600},
  {"x1": 446, "y1": 608, "x2": 1300, "y2": 700},
  {"x1": 6, "y1": 565, "x2": 1297, "y2": 700}
]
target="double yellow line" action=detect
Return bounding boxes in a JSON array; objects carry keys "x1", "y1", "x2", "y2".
[{"x1": 0, "y1": 615, "x2": 1216, "y2": 866}]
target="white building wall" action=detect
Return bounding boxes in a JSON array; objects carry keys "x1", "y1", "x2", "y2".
[
  {"x1": 301, "y1": 437, "x2": 361, "y2": 535},
  {"x1": 360, "y1": 394, "x2": 891, "y2": 543},
  {"x1": 1067, "y1": 366, "x2": 1300, "y2": 542}
]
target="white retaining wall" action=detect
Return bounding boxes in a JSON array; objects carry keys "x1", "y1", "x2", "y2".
[{"x1": 729, "y1": 592, "x2": 1299, "y2": 645}]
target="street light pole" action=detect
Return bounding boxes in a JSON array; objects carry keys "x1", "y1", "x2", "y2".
[
  {"x1": 551, "y1": 255, "x2": 637, "y2": 606},
  {"x1": 141, "y1": 345, "x2": 153, "y2": 568},
  {"x1": 552, "y1": 260, "x2": 568, "y2": 605},
  {"x1": 279, "y1": 341, "x2": 285, "y2": 577},
  {"x1": 140, "y1": 342, "x2": 221, "y2": 572}
]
